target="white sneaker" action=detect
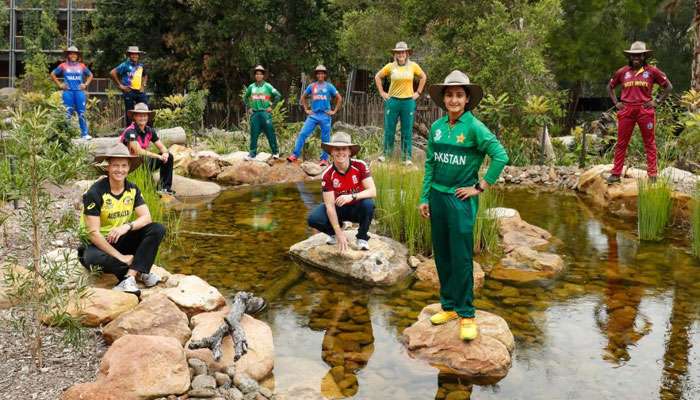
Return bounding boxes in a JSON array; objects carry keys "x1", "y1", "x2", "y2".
[
  {"x1": 326, "y1": 235, "x2": 337, "y2": 245},
  {"x1": 272, "y1": 153, "x2": 280, "y2": 160},
  {"x1": 244, "y1": 154, "x2": 254, "y2": 161},
  {"x1": 113, "y1": 276, "x2": 140, "y2": 294},
  {"x1": 377, "y1": 156, "x2": 385, "y2": 162},
  {"x1": 404, "y1": 160, "x2": 413, "y2": 166},
  {"x1": 139, "y1": 272, "x2": 161, "y2": 287},
  {"x1": 356, "y1": 239, "x2": 370, "y2": 251},
  {"x1": 81, "y1": 134, "x2": 92, "y2": 140}
]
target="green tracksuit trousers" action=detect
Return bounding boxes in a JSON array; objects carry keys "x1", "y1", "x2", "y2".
[
  {"x1": 429, "y1": 189, "x2": 477, "y2": 318},
  {"x1": 249, "y1": 111, "x2": 278, "y2": 156},
  {"x1": 383, "y1": 97, "x2": 415, "y2": 160}
]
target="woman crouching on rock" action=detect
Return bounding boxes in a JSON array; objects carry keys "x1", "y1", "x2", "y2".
[{"x1": 418, "y1": 70, "x2": 508, "y2": 340}]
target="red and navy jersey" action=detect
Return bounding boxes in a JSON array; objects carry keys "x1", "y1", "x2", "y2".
[
  {"x1": 609, "y1": 65, "x2": 669, "y2": 105},
  {"x1": 120, "y1": 123, "x2": 159, "y2": 151},
  {"x1": 321, "y1": 160, "x2": 370, "y2": 204},
  {"x1": 52, "y1": 62, "x2": 92, "y2": 91}
]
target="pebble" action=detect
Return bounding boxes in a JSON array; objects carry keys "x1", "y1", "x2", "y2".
[
  {"x1": 259, "y1": 387, "x2": 273, "y2": 398},
  {"x1": 189, "y1": 387, "x2": 217, "y2": 397},
  {"x1": 220, "y1": 387, "x2": 244, "y2": 400},
  {"x1": 224, "y1": 365, "x2": 236, "y2": 378},
  {"x1": 234, "y1": 372, "x2": 259, "y2": 394},
  {"x1": 189, "y1": 357, "x2": 208, "y2": 376},
  {"x1": 192, "y1": 374, "x2": 217, "y2": 390},
  {"x1": 215, "y1": 371, "x2": 232, "y2": 388}
]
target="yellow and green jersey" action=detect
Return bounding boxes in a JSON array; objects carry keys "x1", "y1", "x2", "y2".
[
  {"x1": 420, "y1": 112, "x2": 509, "y2": 205},
  {"x1": 244, "y1": 81, "x2": 282, "y2": 111},
  {"x1": 378, "y1": 61, "x2": 424, "y2": 98},
  {"x1": 81, "y1": 178, "x2": 145, "y2": 236}
]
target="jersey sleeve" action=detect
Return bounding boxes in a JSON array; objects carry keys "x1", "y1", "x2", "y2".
[
  {"x1": 653, "y1": 67, "x2": 669, "y2": 87},
  {"x1": 123, "y1": 128, "x2": 137, "y2": 144},
  {"x1": 52, "y1": 65, "x2": 64, "y2": 77},
  {"x1": 304, "y1": 84, "x2": 313, "y2": 96},
  {"x1": 321, "y1": 171, "x2": 334, "y2": 192},
  {"x1": 82, "y1": 188, "x2": 102, "y2": 217},
  {"x1": 243, "y1": 84, "x2": 252, "y2": 105},
  {"x1": 83, "y1": 64, "x2": 93, "y2": 78},
  {"x1": 609, "y1": 68, "x2": 624, "y2": 88},
  {"x1": 359, "y1": 162, "x2": 371, "y2": 180},
  {"x1": 412, "y1": 62, "x2": 425, "y2": 77},
  {"x1": 269, "y1": 84, "x2": 282, "y2": 103},
  {"x1": 328, "y1": 83, "x2": 338, "y2": 98},
  {"x1": 134, "y1": 187, "x2": 146, "y2": 208},
  {"x1": 474, "y1": 121, "x2": 509, "y2": 185},
  {"x1": 150, "y1": 128, "x2": 160, "y2": 143},
  {"x1": 115, "y1": 62, "x2": 127, "y2": 76},
  {"x1": 378, "y1": 63, "x2": 392, "y2": 78}
]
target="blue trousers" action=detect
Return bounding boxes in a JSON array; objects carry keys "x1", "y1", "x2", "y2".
[
  {"x1": 307, "y1": 199, "x2": 375, "y2": 241},
  {"x1": 293, "y1": 112, "x2": 332, "y2": 160},
  {"x1": 62, "y1": 90, "x2": 88, "y2": 136},
  {"x1": 123, "y1": 91, "x2": 149, "y2": 126}
]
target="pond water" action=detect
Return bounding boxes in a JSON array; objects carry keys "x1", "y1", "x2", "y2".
[{"x1": 160, "y1": 183, "x2": 700, "y2": 400}]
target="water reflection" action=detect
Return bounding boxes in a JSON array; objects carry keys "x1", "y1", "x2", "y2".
[{"x1": 159, "y1": 184, "x2": 699, "y2": 399}]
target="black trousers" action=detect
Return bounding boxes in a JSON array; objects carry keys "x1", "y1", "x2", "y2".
[
  {"x1": 147, "y1": 157, "x2": 174, "y2": 191},
  {"x1": 307, "y1": 199, "x2": 375, "y2": 241},
  {"x1": 78, "y1": 222, "x2": 166, "y2": 281}
]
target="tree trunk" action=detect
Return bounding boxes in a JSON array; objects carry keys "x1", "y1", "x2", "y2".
[
  {"x1": 693, "y1": 0, "x2": 700, "y2": 90},
  {"x1": 563, "y1": 80, "x2": 583, "y2": 135}
]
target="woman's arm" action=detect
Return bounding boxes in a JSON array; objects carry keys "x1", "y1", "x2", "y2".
[{"x1": 85, "y1": 215, "x2": 131, "y2": 264}]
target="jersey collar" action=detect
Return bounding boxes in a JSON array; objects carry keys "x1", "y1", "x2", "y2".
[{"x1": 332, "y1": 161, "x2": 352, "y2": 175}]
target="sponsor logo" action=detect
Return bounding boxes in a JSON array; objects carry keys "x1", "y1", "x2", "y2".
[
  {"x1": 87, "y1": 202, "x2": 95, "y2": 210},
  {"x1": 333, "y1": 178, "x2": 340, "y2": 188},
  {"x1": 434, "y1": 152, "x2": 467, "y2": 166},
  {"x1": 107, "y1": 210, "x2": 131, "y2": 219},
  {"x1": 623, "y1": 81, "x2": 649, "y2": 88},
  {"x1": 435, "y1": 129, "x2": 442, "y2": 141},
  {"x1": 124, "y1": 196, "x2": 133, "y2": 205},
  {"x1": 352, "y1": 175, "x2": 358, "y2": 184}
]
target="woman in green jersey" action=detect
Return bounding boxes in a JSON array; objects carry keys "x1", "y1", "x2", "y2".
[{"x1": 419, "y1": 70, "x2": 509, "y2": 340}]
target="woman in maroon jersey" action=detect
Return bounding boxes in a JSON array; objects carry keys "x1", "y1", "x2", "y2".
[{"x1": 606, "y1": 41, "x2": 673, "y2": 183}]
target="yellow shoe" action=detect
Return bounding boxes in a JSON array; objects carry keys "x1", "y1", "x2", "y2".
[
  {"x1": 460, "y1": 318, "x2": 478, "y2": 341},
  {"x1": 430, "y1": 311, "x2": 459, "y2": 325}
]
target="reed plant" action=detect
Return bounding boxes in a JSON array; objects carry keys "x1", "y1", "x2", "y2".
[
  {"x1": 373, "y1": 163, "x2": 431, "y2": 256},
  {"x1": 692, "y1": 183, "x2": 700, "y2": 258},
  {"x1": 474, "y1": 189, "x2": 502, "y2": 255},
  {"x1": 637, "y1": 178, "x2": 672, "y2": 241}
]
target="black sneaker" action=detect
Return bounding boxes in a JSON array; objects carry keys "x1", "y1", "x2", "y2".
[{"x1": 606, "y1": 174, "x2": 621, "y2": 184}]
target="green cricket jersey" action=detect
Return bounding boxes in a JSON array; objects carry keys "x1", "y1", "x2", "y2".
[
  {"x1": 420, "y1": 111, "x2": 509, "y2": 204},
  {"x1": 243, "y1": 81, "x2": 282, "y2": 111}
]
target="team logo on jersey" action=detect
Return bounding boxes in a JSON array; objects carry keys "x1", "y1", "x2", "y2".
[
  {"x1": 624, "y1": 72, "x2": 631, "y2": 79},
  {"x1": 124, "y1": 197, "x2": 133, "y2": 205},
  {"x1": 352, "y1": 175, "x2": 358, "y2": 184},
  {"x1": 435, "y1": 129, "x2": 442, "y2": 141},
  {"x1": 642, "y1": 71, "x2": 649, "y2": 79},
  {"x1": 647, "y1": 122, "x2": 653, "y2": 130},
  {"x1": 333, "y1": 178, "x2": 340, "y2": 188},
  {"x1": 104, "y1": 198, "x2": 113, "y2": 207}
]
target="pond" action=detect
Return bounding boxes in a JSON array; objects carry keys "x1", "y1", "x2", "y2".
[{"x1": 160, "y1": 183, "x2": 700, "y2": 400}]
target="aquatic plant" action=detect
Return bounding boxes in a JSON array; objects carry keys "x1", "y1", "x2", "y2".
[
  {"x1": 373, "y1": 163, "x2": 431, "y2": 256},
  {"x1": 692, "y1": 183, "x2": 700, "y2": 258},
  {"x1": 637, "y1": 178, "x2": 672, "y2": 241},
  {"x1": 474, "y1": 188, "x2": 502, "y2": 255}
]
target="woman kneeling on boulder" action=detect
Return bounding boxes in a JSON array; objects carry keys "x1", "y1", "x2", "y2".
[
  {"x1": 419, "y1": 71, "x2": 508, "y2": 340},
  {"x1": 78, "y1": 143, "x2": 165, "y2": 295}
]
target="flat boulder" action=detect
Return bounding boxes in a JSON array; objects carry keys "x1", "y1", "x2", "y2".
[
  {"x1": 490, "y1": 246, "x2": 565, "y2": 284},
  {"x1": 301, "y1": 161, "x2": 325, "y2": 177},
  {"x1": 401, "y1": 303, "x2": 514, "y2": 382},
  {"x1": 61, "y1": 335, "x2": 190, "y2": 400},
  {"x1": 49, "y1": 287, "x2": 138, "y2": 327},
  {"x1": 162, "y1": 275, "x2": 226, "y2": 317},
  {"x1": 217, "y1": 161, "x2": 271, "y2": 185},
  {"x1": 186, "y1": 309, "x2": 274, "y2": 381},
  {"x1": 264, "y1": 162, "x2": 308, "y2": 184},
  {"x1": 169, "y1": 174, "x2": 221, "y2": 197},
  {"x1": 415, "y1": 259, "x2": 484, "y2": 292},
  {"x1": 102, "y1": 293, "x2": 191, "y2": 345},
  {"x1": 219, "y1": 151, "x2": 249, "y2": 164},
  {"x1": 289, "y1": 229, "x2": 411, "y2": 286},
  {"x1": 486, "y1": 208, "x2": 551, "y2": 252},
  {"x1": 188, "y1": 157, "x2": 226, "y2": 180},
  {"x1": 157, "y1": 127, "x2": 186, "y2": 146}
]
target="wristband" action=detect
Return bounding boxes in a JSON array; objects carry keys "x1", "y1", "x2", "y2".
[{"x1": 474, "y1": 182, "x2": 484, "y2": 193}]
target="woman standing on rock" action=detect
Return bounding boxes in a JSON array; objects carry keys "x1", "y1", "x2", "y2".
[
  {"x1": 418, "y1": 70, "x2": 509, "y2": 340},
  {"x1": 243, "y1": 65, "x2": 282, "y2": 161},
  {"x1": 374, "y1": 41, "x2": 427, "y2": 165}
]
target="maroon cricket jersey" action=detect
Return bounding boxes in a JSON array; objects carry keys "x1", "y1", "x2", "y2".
[
  {"x1": 321, "y1": 160, "x2": 371, "y2": 205},
  {"x1": 609, "y1": 65, "x2": 669, "y2": 106}
]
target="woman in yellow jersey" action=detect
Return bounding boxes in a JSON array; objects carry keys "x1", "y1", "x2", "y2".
[{"x1": 374, "y1": 41, "x2": 427, "y2": 165}]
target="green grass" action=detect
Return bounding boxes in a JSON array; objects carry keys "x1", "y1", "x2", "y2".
[
  {"x1": 128, "y1": 164, "x2": 181, "y2": 261},
  {"x1": 474, "y1": 188, "x2": 502, "y2": 255},
  {"x1": 637, "y1": 178, "x2": 672, "y2": 241},
  {"x1": 373, "y1": 163, "x2": 431, "y2": 256},
  {"x1": 692, "y1": 183, "x2": 700, "y2": 258}
]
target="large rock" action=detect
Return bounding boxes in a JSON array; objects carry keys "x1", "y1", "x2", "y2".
[
  {"x1": 660, "y1": 166, "x2": 698, "y2": 184},
  {"x1": 186, "y1": 310, "x2": 274, "y2": 381},
  {"x1": 169, "y1": 144, "x2": 194, "y2": 175},
  {"x1": 49, "y1": 287, "x2": 138, "y2": 327},
  {"x1": 162, "y1": 275, "x2": 226, "y2": 317},
  {"x1": 61, "y1": 335, "x2": 190, "y2": 400},
  {"x1": 169, "y1": 173, "x2": 222, "y2": 197},
  {"x1": 415, "y1": 259, "x2": 484, "y2": 292},
  {"x1": 401, "y1": 303, "x2": 514, "y2": 382},
  {"x1": 289, "y1": 229, "x2": 412, "y2": 286},
  {"x1": 216, "y1": 162, "x2": 270, "y2": 185},
  {"x1": 40, "y1": 248, "x2": 116, "y2": 290},
  {"x1": 264, "y1": 163, "x2": 308, "y2": 184},
  {"x1": 219, "y1": 151, "x2": 250, "y2": 165},
  {"x1": 157, "y1": 127, "x2": 187, "y2": 146},
  {"x1": 301, "y1": 161, "x2": 325, "y2": 177},
  {"x1": 486, "y1": 208, "x2": 551, "y2": 252},
  {"x1": 72, "y1": 137, "x2": 120, "y2": 156},
  {"x1": 490, "y1": 246, "x2": 565, "y2": 284},
  {"x1": 102, "y1": 293, "x2": 191, "y2": 345},
  {"x1": 188, "y1": 157, "x2": 226, "y2": 180}
]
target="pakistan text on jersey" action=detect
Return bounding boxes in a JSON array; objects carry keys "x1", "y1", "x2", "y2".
[
  {"x1": 434, "y1": 152, "x2": 468, "y2": 166},
  {"x1": 107, "y1": 210, "x2": 132, "y2": 219}
]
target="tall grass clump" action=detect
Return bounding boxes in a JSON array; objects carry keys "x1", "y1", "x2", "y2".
[
  {"x1": 474, "y1": 189, "x2": 502, "y2": 255},
  {"x1": 637, "y1": 178, "x2": 672, "y2": 241},
  {"x1": 692, "y1": 183, "x2": 700, "y2": 258},
  {"x1": 128, "y1": 165, "x2": 181, "y2": 254},
  {"x1": 373, "y1": 163, "x2": 431, "y2": 255}
]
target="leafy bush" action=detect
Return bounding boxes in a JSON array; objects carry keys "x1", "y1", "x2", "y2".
[{"x1": 154, "y1": 89, "x2": 209, "y2": 136}]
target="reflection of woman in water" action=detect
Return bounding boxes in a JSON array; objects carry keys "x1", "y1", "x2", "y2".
[
  {"x1": 306, "y1": 277, "x2": 374, "y2": 399},
  {"x1": 595, "y1": 229, "x2": 651, "y2": 364}
]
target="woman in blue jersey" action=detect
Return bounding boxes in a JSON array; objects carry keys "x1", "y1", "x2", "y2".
[{"x1": 50, "y1": 46, "x2": 94, "y2": 140}]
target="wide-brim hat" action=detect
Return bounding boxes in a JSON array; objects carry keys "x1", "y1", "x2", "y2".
[
  {"x1": 428, "y1": 70, "x2": 484, "y2": 111},
  {"x1": 314, "y1": 65, "x2": 328, "y2": 75},
  {"x1": 392, "y1": 41, "x2": 412, "y2": 54},
  {"x1": 65, "y1": 45, "x2": 81, "y2": 54},
  {"x1": 127, "y1": 102, "x2": 155, "y2": 119},
  {"x1": 253, "y1": 65, "x2": 266, "y2": 73},
  {"x1": 322, "y1": 132, "x2": 361, "y2": 156},
  {"x1": 623, "y1": 41, "x2": 652, "y2": 55},
  {"x1": 126, "y1": 46, "x2": 145, "y2": 54},
  {"x1": 93, "y1": 142, "x2": 142, "y2": 170}
]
